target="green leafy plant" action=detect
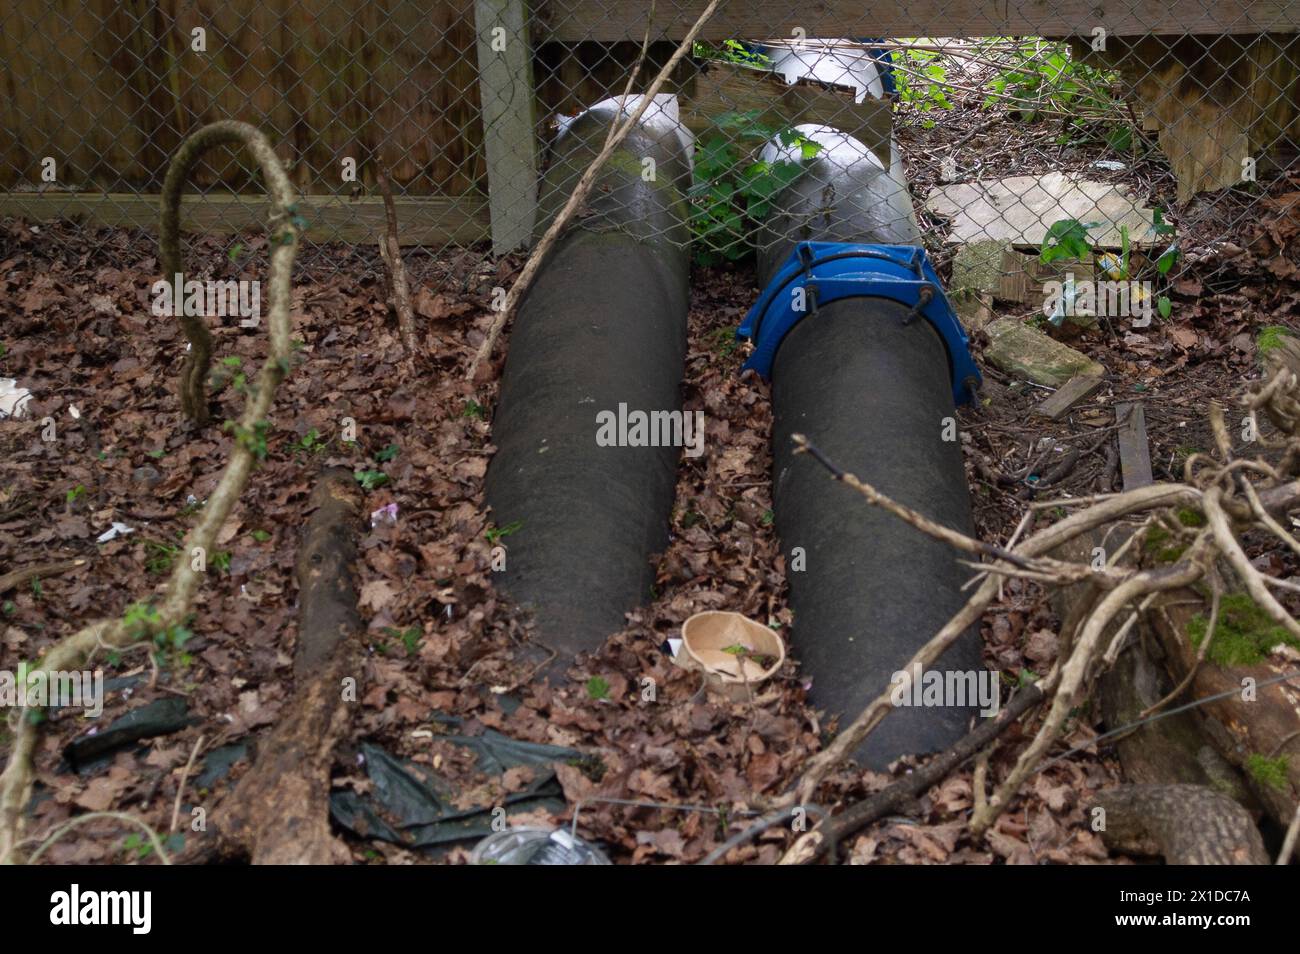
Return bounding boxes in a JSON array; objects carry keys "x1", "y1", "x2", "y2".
[
  {"x1": 122, "y1": 601, "x2": 160, "y2": 638},
  {"x1": 122, "y1": 832, "x2": 154, "y2": 860},
  {"x1": 143, "y1": 538, "x2": 181, "y2": 575},
  {"x1": 980, "y1": 40, "x2": 1122, "y2": 123},
  {"x1": 690, "y1": 111, "x2": 822, "y2": 265},
  {"x1": 65, "y1": 484, "x2": 87, "y2": 504},
  {"x1": 375, "y1": 443, "x2": 400, "y2": 463},
  {"x1": 1040, "y1": 218, "x2": 1098, "y2": 264},
  {"x1": 383, "y1": 626, "x2": 423, "y2": 656},
  {"x1": 462, "y1": 399, "x2": 486, "y2": 420},
  {"x1": 691, "y1": 39, "x2": 771, "y2": 69},
  {"x1": 1150, "y1": 207, "x2": 1179, "y2": 276},
  {"x1": 223, "y1": 419, "x2": 270, "y2": 461},
  {"x1": 250, "y1": 529, "x2": 272, "y2": 543},
  {"x1": 484, "y1": 520, "x2": 523, "y2": 544},
  {"x1": 1041, "y1": 213, "x2": 1178, "y2": 320},
  {"x1": 893, "y1": 46, "x2": 954, "y2": 124},
  {"x1": 295, "y1": 428, "x2": 324, "y2": 454},
  {"x1": 586, "y1": 676, "x2": 611, "y2": 700},
  {"x1": 708, "y1": 325, "x2": 740, "y2": 359},
  {"x1": 121, "y1": 601, "x2": 193, "y2": 668},
  {"x1": 154, "y1": 621, "x2": 193, "y2": 667},
  {"x1": 354, "y1": 470, "x2": 389, "y2": 491}
]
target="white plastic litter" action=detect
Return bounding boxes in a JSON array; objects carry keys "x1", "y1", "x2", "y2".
[
  {"x1": 0, "y1": 378, "x2": 32, "y2": 419},
  {"x1": 370, "y1": 503, "x2": 399, "y2": 528},
  {"x1": 1092, "y1": 160, "x2": 1127, "y2": 172},
  {"x1": 96, "y1": 522, "x2": 135, "y2": 543}
]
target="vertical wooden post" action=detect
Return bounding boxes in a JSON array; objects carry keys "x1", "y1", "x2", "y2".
[{"x1": 474, "y1": 0, "x2": 539, "y2": 255}]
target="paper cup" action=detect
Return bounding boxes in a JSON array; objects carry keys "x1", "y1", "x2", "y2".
[{"x1": 678, "y1": 611, "x2": 785, "y2": 700}]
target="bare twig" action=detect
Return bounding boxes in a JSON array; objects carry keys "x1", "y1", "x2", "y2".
[
  {"x1": 25, "y1": 811, "x2": 172, "y2": 866},
  {"x1": 375, "y1": 161, "x2": 419, "y2": 356},
  {"x1": 0, "y1": 559, "x2": 86, "y2": 595},
  {"x1": 1280, "y1": 801, "x2": 1300, "y2": 865},
  {"x1": 1138, "y1": 575, "x2": 1221, "y2": 718},
  {"x1": 170, "y1": 734, "x2": 207, "y2": 834},
  {"x1": 783, "y1": 481, "x2": 1201, "y2": 809},
  {"x1": 780, "y1": 685, "x2": 1045, "y2": 865}
]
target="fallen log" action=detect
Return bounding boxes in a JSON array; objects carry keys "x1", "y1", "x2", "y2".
[
  {"x1": 1091, "y1": 784, "x2": 1269, "y2": 864},
  {"x1": 1052, "y1": 528, "x2": 1254, "y2": 801},
  {"x1": 1145, "y1": 589, "x2": 1300, "y2": 829},
  {"x1": 212, "y1": 468, "x2": 364, "y2": 864}
]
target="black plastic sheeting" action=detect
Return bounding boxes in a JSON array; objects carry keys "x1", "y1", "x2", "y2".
[
  {"x1": 63, "y1": 696, "x2": 195, "y2": 773},
  {"x1": 758, "y1": 132, "x2": 983, "y2": 768},
  {"x1": 484, "y1": 102, "x2": 692, "y2": 663},
  {"x1": 329, "y1": 733, "x2": 582, "y2": 849}
]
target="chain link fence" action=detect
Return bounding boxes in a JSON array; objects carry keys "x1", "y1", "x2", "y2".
[{"x1": 2, "y1": 2, "x2": 1299, "y2": 303}]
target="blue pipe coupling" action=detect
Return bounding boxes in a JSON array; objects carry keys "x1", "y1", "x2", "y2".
[{"x1": 737, "y1": 241, "x2": 982, "y2": 405}]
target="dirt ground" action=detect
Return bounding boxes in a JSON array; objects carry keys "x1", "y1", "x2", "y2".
[{"x1": 3, "y1": 97, "x2": 1300, "y2": 864}]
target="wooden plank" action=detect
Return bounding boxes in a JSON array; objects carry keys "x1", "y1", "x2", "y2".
[
  {"x1": 543, "y1": 1, "x2": 1300, "y2": 41},
  {"x1": 1034, "y1": 374, "x2": 1105, "y2": 420},
  {"x1": 0, "y1": 193, "x2": 490, "y2": 246},
  {"x1": 475, "y1": 0, "x2": 540, "y2": 255},
  {"x1": 679, "y1": 61, "x2": 892, "y2": 166},
  {"x1": 1115, "y1": 401, "x2": 1154, "y2": 490},
  {"x1": 1076, "y1": 35, "x2": 1299, "y2": 202},
  {"x1": 998, "y1": 248, "x2": 1097, "y2": 303}
]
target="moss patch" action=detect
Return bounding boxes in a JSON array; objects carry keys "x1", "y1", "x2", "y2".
[
  {"x1": 1257, "y1": 324, "x2": 1297, "y2": 357},
  {"x1": 1188, "y1": 593, "x2": 1300, "y2": 666},
  {"x1": 1142, "y1": 525, "x2": 1187, "y2": 564},
  {"x1": 1246, "y1": 753, "x2": 1291, "y2": 791}
]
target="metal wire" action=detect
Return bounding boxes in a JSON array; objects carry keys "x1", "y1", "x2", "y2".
[{"x1": 0, "y1": 3, "x2": 1295, "y2": 295}]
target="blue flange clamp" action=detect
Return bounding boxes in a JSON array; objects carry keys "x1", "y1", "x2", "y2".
[{"x1": 737, "y1": 241, "x2": 981, "y2": 405}]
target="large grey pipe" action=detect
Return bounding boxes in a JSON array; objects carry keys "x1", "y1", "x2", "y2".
[
  {"x1": 756, "y1": 126, "x2": 983, "y2": 768},
  {"x1": 485, "y1": 100, "x2": 691, "y2": 664}
]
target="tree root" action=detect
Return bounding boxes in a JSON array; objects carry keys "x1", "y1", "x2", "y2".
[
  {"x1": 1091, "y1": 784, "x2": 1269, "y2": 864},
  {"x1": 0, "y1": 121, "x2": 301, "y2": 864}
]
